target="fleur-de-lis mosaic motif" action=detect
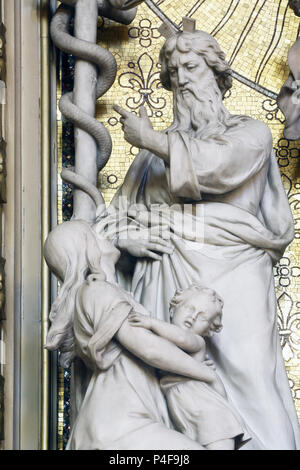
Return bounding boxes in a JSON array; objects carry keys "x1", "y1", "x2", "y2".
[
  {"x1": 277, "y1": 292, "x2": 300, "y2": 362},
  {"x1": 274, "y1": 173, "x2": 300, "y2": 367},
  {"x1": 118, "y1": 52, "x2": 166, "y2": 117}
]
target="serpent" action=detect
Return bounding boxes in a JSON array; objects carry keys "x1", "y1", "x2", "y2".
[{"x1": 51, "y1": 0, "x2": 143, "y2": 199}]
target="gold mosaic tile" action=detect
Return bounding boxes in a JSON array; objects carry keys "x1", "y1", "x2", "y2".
[{"x1": 153, "y1": 0, "x2": 299, "y2": 93}]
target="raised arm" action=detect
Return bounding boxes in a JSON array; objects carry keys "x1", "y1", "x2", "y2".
[
  {"x1": 114, "y1": 105, "x2": 273, "y2": 201},
  {"x1": 128, "y1": 311, "x2": 203, "y2": 353},
  {"x1": 114, "y1": 105, "x2": 170, "y2": 163}
]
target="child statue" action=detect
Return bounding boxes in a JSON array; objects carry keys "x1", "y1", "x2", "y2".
[{"x1": 129, "y1": 284, "x2": 250, "y2": 450}]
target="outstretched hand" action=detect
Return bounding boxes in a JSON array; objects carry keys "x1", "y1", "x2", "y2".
[{"x1": 114, "y1": 105, "x2": 153, "y2": 149}]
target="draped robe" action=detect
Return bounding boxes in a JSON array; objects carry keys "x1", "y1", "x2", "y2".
[
  {"x1": 67, "y1": 276, "x2": 203, "y2": 450},
  {"x1": 100, "y1": 117, "x2": 300, "y2": 450}
]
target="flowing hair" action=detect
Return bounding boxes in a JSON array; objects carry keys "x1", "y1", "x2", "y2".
[
  {"x1": 159, "y1": 31, "x2": 249, "y2": 143},
  {"x1": 44, "y1": 220, "x2": 109, "y2": 368}
]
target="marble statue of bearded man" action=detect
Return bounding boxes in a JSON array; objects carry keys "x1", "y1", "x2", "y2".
[{"x1": 98, "y1": 30, "x2": 300, "y2": 449}]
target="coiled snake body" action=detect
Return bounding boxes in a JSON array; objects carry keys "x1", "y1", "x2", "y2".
[{"x1": 51, "y1": 0, "x2": 142, "y2": 209}]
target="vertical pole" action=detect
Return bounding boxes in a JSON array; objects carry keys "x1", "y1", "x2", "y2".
[
  {"x1": 73, "y1": 0, "x2": 98, "y2": 222},
  {"x1": 41, "y1": 0, "x2": 51, "y2": 451},
  {"x1": 49, "y1": 0, "x2": 59, "y2": 450}
]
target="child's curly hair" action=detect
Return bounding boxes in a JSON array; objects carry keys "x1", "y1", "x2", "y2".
[{"x1": 169, "y1": 284, "x2": 224, "y2": 330}]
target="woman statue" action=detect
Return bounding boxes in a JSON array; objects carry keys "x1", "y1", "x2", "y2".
[{"x1": 44, "y1": 216, "x2": 212, "y2": 449}]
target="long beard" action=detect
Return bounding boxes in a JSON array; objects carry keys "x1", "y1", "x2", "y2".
[{"x1": 169, "y1": 81, "x2": 242, "y2": 144}]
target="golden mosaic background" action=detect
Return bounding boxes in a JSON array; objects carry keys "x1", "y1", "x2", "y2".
[{"x1": 57, "y1": 0, "x2": 300, "y2": 447}]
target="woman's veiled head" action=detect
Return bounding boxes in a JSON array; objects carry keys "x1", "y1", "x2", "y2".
[
  {"x1": 44, "y1": 220, "x2": 120, "y2": 367},
  {"x1": 44, "y1": 220, "x2": 108, "y2": 283}
]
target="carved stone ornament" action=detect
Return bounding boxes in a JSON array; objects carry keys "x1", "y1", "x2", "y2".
[{"x1": 45, "y1": 8, "x2": 300, "y2": 450}]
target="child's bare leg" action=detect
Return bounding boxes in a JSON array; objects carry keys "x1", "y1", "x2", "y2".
[
  {"x1": 115, "y1": 319, "x2": 215, "y2": 383},
  {"x1": 206, "y1": 439, "x2": 235, "y2": 450}
]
